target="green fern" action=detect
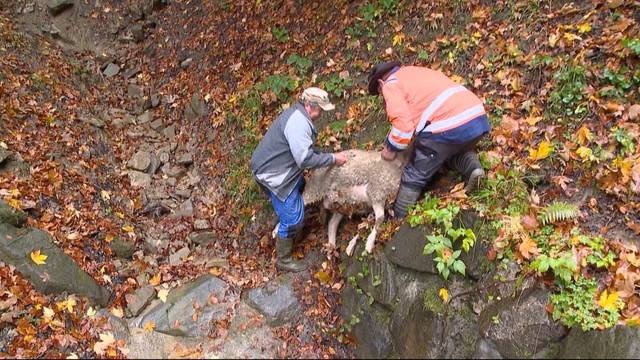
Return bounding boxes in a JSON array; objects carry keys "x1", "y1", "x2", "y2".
[{"x1": 538, "y1": 202, "x2": 580, "y2": 225}]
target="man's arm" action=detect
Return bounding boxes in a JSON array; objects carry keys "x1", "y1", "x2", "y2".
[
  {"x1": 381, "y1": 81, "x2": 414, "y2": 152},
  {"x1": 284, "y1": 116, "x2": 335, "y2": 169}
]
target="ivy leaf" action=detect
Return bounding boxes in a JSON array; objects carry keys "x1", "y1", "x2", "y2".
[{"x1": 30, "y1": 250, "x2": 48, "y2": 265}]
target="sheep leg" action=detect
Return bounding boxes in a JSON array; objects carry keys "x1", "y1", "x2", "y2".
[
  {"x1": 346, "y1": 234, "x2": 359, "y2": 256},
  {"x1": 327, "y1": 212, "x2": 344, "y2": 248},
  {"x1": 271, "y1": 223, "x2": 279, "y2": 239},
  {"x1": 365, "y1": 202, "x2": 385, "y2": 253}
]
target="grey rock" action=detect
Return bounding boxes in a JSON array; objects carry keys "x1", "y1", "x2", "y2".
[
  {"x1": 169, "y1": 247, "x2": 190, "y2": 266},
  {"x1": 123, "y1": 66, "x2": 141, "y2": 80},
  {"x1": 163, "y1": 125, "x2": 176, "y2": 140},
  {"x1": 175, "y1": 188, "x2": 191, "y2": 199},
  {"x1": 111, "y1": 236, "x2": 135, "y2": 259},
  {"x1": 41, "y1": 24, "x2": 61, "y2": 37},
  {"x1": 96, "y1": 309, "x2": 130, "y2": 341},
  {"x1": 384, "y1": 223, "x2": 437, "y2": 274},
  {"x1": 180, "y1": 58, "x2": 193, "y2": 69},
  {"x1": 128, "y1": 151, "x2": 151, "y2": 171},
  {"x1": 126, "y1": 328, "x2": 201, "y2": 359},
  {"x1": 112, "y1": 116, "x2": 132, "y2": 129},
  {"x1": 194, "y1": 219, "x2": 210, "y2": 230},
  {"x1": 47, "y1": 0, "x2": 73, "y2": 15},
  {"x1": 478, "y1": 286, "x2": 566, "y2": 358},
  {"x1": 183, "y1": 94, "x2": 206, "y2": 121},
  {"x1": 176, "y1": 153, "x2": 193, "y2": 166},
  {"x1": 161, "y1": 164, "x2": 185, "y2": 178},
  {"x1": 132, "y1": 24, "x2": 145, "y2": 42},
  {"x1": 558, "y1": 325, "x2": 640, "y2": 359},
  {"x1": 150, "y1": 118, "x2": 164, "y2": 130},
  {"x1": 0, "y1": 148, "x2": 10, "y2": 164},
  {"x1": 137, "y1": 111, "x2": 153, "y2": 125},
  {"x1": 21, "y1": 3, "x2": 35, "y2": 13},
  {"x1": 245, "y1": 274, "x2": 300, "y2": 326},
  {"x1": 188, "y1": 231, "x2": 216, "y2": 245},
  {"x1": 102, "y1": 63, "x2": 120, "y2": 77},
  {"x1": 151, "y1": 94, "x2": 160, "y2": 108},
  {"x1": 0, "y1": 223, "x2": 111, "y2": 306},
  {"x1": 159, "y1": 152, "x2": 170, "y2": 164},
  {"x1": 206, "y1": 301, "x2": 284, "y2": 359},
  {"x1": 171, "y1": 199, "x2": 194, "y2": 218},
  {"x1": 83, "y1": 117, "x2": 105, "y2": 128},
  {"x1": 147, "y1": 155, "x2": 161, "y2": 175},
  {"x1": 126, "y1": 286, "x2": 156, "y2": 317},
  {"x1": 128, "y1": 84, "x2": 144, "y2": 99},
  {"x1": 0, "y1": 200, "x2": 27, "y2": 227},
  {"x1": 474, "y1": 339, "x2": 503, "y2": 359},
  {"x1": 135, "y1": 275, "x2": 229, "y2": 337},
  {"x1": 128, "y1": 171, "x2": 152, "y2": 188},
  {"x1": 144, "y1": 234, "x2": 169, "y2": 252}
]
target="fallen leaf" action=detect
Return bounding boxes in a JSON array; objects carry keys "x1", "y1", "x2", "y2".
[
  {"x1": 43, "y1": 306, "x2": 55, "y2": 322},
  {"x1": 66, "y1": 232, "x2": 80, "y2": 240},
  {"x1": 577, "y1": 23, "x2": 591, "y2": 33},
  {"x1": 30, "y1": 250, "x2": 48, "y2": 265},
  {"x1": 110, "y1": 307, "x2": 124, "y2": 318},
  {"x1": 628, "y1": 104, "x2": 640, "y2": 121},
  {"x1": 158, "y1": 289, "x2": 169, "y2": 303},
  {"x1": 314, "y1": 270, "x2": 331, "y2": 284},
  {"x1": 149, "y1": 273, "x2": 161, "y2": 286},
  {"x1": 93, "y1": 332, "x2": 115, "y2": 356},
  {"x1": 529, "y1": 141, "x2": 553, "y2": 161},
  {"x1": 144, "y1": 321, "x2": 156, "y2": 332},
  {"x1": 439, "y1": 288, "x2": 449, "y2": 303},
  {"x1": 209, "y1": 267, "x2": 223, "y2": 276},
  {"x1": 598, "y1": 290, "x2": 620, "y2": 311},
  {"x1": 122, "y1": 225, "x2": 134, "y2": 233},
  {"x1": 87, "y1": 307, "x2": 96, "y2": 318},
  {"x1": 518, "y1": 235, "x2": 539, "y2": 260},
  {"x1": 576, "y1": 126, "x2": 593, "y2": 145},
  {"x1": 66, "y1": 354, "x2": 79, "y2": 360},
  {"x1": 392, "y1": 32, "x2": 404, "y2": 46},
  {"x1": 100, "y1": 190, "x2": 110, "y2": 201}
]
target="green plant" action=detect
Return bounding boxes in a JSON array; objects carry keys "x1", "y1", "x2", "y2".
[
  {"x1": 323, "y1": 73, "x2": 353, "y2": 98},
  {"x1": 256, "y1": 74, "x2": 298, "y2": 101},
  {"x1": 537, "y1": 202, "x2": 580, "y2": 226},
  {"x1": 613, "y1": 127, "x2": 636, "y2": 156},
  {"x1": 548, "y1": 65, "x2": 588, "y2": 118},
  {"x1": 286, "y1": 54, "x2": 312, "y2": 75},
  {"x1": 272, "y1": 26, "x2": 289, "y2": 43},
  {"x1": 622, "y1": 37, "x2": 640, "y2": 56},
  {"x1": 409, "y1": 195, "x2": 476, "y2": 280},
  {"x1": 530, "y1": 252, "x2": 576, "y2": 284},
  {"x1": 470, "y1": 168, "x2": 530, "y2": 217},
  {"x1": 572, "y1": 231, "x2": 617, "y2": 269},
  {"x1": 550, "y1": 277, "x2": 623, "y2": 331}
]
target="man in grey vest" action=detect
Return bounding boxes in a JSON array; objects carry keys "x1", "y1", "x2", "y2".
[{"x1": 250, "y1": 87, "x2": 347, "y2": 272}]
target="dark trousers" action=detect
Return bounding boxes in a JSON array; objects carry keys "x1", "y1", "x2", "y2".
[{"x1": 401, "y1": 135, "x2": 483, "y2": 190}]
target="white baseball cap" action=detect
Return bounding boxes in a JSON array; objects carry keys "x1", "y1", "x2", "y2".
[{"x1": 301, "y1": 87, "x2": 335, "y2": 111}]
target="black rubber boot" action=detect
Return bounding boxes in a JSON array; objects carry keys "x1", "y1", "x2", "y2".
[
  {"x1": 393, "y1": 184, "x2": 422, "y2": 219},
  {"x1": 447, "y1": 151, "x2": 484, "y2": 193},
  {"x1": 275, "y1": 236, "x2": 307, "y2": 272}
]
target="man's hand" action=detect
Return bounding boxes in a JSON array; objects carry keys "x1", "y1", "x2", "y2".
[
  {"x1": 334, "y1": 152, "x2": 348, "y2": 166},
  {"x1": 381, "y1": 144, "x2": 397, "y2": 161}
]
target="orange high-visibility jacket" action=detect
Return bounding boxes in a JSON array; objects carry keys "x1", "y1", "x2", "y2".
[{"x1": 381, "y1": 66, "x2": 486, "y2": 150}]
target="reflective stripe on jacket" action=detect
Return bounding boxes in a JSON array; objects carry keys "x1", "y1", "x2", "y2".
[{"x1": 381, "y1": 66, "x2": 485, "y2": 150}]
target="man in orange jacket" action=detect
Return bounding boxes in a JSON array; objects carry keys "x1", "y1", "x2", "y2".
[{"x1": 368, "y1": 61, "x2": 490, "y2": 218}]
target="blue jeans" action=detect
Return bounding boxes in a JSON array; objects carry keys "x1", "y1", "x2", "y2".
[{"x1": 265, "y1": 178, "x2": 304, "y2": 238}]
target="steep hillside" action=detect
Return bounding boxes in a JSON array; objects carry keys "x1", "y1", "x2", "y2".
[{"x1": 1, "y1": 0, "x2": 640, "y2": 358}]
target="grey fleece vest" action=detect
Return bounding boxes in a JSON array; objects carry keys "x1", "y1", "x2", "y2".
[{"x1": 250, "y1": 102, "x2": 335, "y2": 201}]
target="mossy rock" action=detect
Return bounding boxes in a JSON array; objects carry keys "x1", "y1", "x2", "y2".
[{"x1": 0, "y1": 200, "x2": 27, "y2": 227}]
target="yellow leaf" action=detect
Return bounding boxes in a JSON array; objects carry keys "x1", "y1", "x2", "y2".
[
  {"x1": 158, "y1": 289, "x2": 169, "y2": 303},
  {"x1": 104, "y1": 234, "x2": 114, "y2": 243},
  {"x1": 510, "y1": 76, "x2": 521, "y2": 91},
  {"x1": 209, "y1": 267, "x2": 223, "y2": 276},
  {"x1": 598, "y1": 290, "x2": 620, "y2": 311},
  {"x1": 576, "y1": 146, "x2": 593, "y2": 162},
  {"x1": 115, "y1": 212, "x2": 125, "y2": 219},
  {"x1": 110, "y1": 307, "x2": 124, "y2": 318},
  {"x1": 525, "y1": 116, "x2": 542, "y2": 126},
  {"x1": 122, "y1": 225, "x2": 134, "y2": 233},
  {"x1": 450, "y1": 75, "x2": 464, "y2": 84},
  {"x1": 86, "y1": 307, "x2": 97, "y2": 318},
  {"x1": 548, "y1": 33, "x2": 559, "y2": 47},
  {"x1": 563, "y1": 32, "x2": 582, "y2": 43},
  {"x1": 577, "y1": 23, "x2": 591, "y2": 33},
  {"x1": 144, "y1": 321, "x2": 156, "y2": 332},
  {"x1": 30, "y1": 250, "x2": 48, "y2": 265},
  {"x1": 10, "y1": 188, "x2": 21, "y2": 197},
  {"x1": 529, "y1": 141, "x2": 553, "y2": 161},
  {"x1": 392, "y1": 33, "x2": 405, "y2": 47},
  {"x1": 314, "y1": 270, "x2": 331, "y2": 284},
  {"x1": 43, "y1": 306, "x2": 55, "y2": 322},
  {"x1": 100, "y1": 190, "x2": 110, "y2": 201},
  {"x1": 67, "y1": 353, "x2": 79, "y2": 359},
  {"x1": 65, "y1": 295, "x2": 76, "y2": 313},
  {"x1": 576, "y1": 126, "x2": 593, "y2": 145},
  {"x1": 439, "y1": 288, "x2": 449, "y2": 303},
  {"x1": 6, "y1": 198, "x2": 21, "y2": 209},
  {"x1": 149, "y1": 273, "x2": 161, "y2": 286},
  {"x1": 66, "y1": 232, "x2": 80, "y2": 240}
]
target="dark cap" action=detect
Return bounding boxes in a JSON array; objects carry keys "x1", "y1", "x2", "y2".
[{"x1": 367, "y1": 61, "x2": 401, "y2": 95}]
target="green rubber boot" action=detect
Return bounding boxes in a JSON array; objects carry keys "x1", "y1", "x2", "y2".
[{"x1": 275, "y1": 236, "x2": 307, "y2": 272}]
